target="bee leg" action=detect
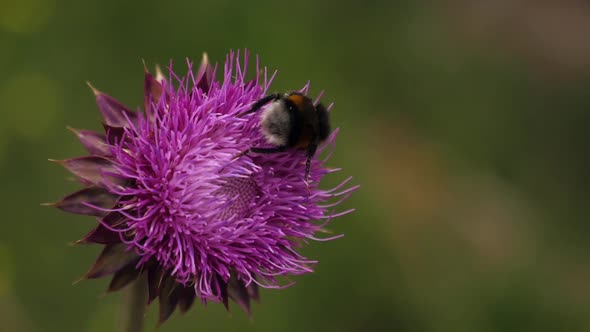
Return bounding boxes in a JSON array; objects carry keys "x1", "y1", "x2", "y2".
[
  {"x1": 304, "y1": 144, "x2": 318, "y2": 183},
  {"x1": 221, "y1": 146, "x2": 287, "y2": 173},
  {"x1": 237, "y1": 94, "x2": 280, "y2": 117},
  {"x1": 251, "y1": 146, "x2": 287, "y2": 154},
  {"x1": 231, "y1": 146, "x2": 287, "y2": 160},
  {"x1": 231, "y1": 148, "x2": 251, "y2": 160},
  {"x1": 220, "y1": 149, "x2": 253, "y2": 173}
]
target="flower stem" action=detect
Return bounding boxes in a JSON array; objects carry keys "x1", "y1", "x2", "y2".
[{"x1": 124, "y1": 277, "x2": 147, "y2": 332}]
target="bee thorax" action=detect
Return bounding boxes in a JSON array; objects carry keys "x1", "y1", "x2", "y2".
[{"x1": 260, "y1": 101, "x2": 290, "y2": 146}]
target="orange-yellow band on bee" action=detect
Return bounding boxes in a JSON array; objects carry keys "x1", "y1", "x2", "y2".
[{"x1": 288, "y1": 94, "x2": 304, "y2": 110}]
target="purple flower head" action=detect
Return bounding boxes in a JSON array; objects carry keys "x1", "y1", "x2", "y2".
[{"x1": 49, "y1": 50, "x2": 357, "y2": 324}]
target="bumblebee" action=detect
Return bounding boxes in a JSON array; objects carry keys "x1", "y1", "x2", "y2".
[{"x1": 235, "y1": 92, "x2": 331, "y2": 181}]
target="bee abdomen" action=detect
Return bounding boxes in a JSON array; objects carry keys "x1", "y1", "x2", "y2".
[{"x1": 316, "y1": 103, "x2": 331, "y2": 141}]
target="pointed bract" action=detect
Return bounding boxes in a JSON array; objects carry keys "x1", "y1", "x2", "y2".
[
  {"x1": 88, "y1": 84, "x2": 137, "y2": 127},
  {"x1": 76, "y1": 223, "x2": 121, "y2": 244},
  {"x1": 147, "y1": 266, "x2": 164, "y2": 304},
  {"x1": 247, "y1": 282, "x2": 260, "y2": 302},
  {"x1": 227, "y1": 277, "x2": 251, "y2": 315},
  {"x1": 56, "y1": 157, "x2": 119, "y2": 187},
  {"x1": 108, "y1": 262, "x2": 142, "y2": 292},
  {"x1": 177, "y1": 286, "x2": 196, "y2": 314},
  {"x1": 102, "y1": 124, "x2": 126, "y2": 145},
  {"x1": 158, "y1": 277, "x2": 180, "y2": 326},
  {"x1": 101, "y1": 211, "x2": 128, "y2": 227},
  {"x1": 84, "y1": 243, "x2": 139, "y2": 279},
  {"x1": 144, "y1": 71, "x2": 163, "y2": 113},
  {"x1": 219, "y1": 276, "x2": 229, "y2": 310},
  {"x1": 52, "y1": 187, "x2": 118, "y2": 217},
  {"x1": 68, "y1": 127, "x2": 111, "y2": 156},
  {"x1": 155, "y1": 64, "x2": 165, "y2": 83},
  {"x1": 195, "y1": 53, "x2": 214, "y2": 91}
]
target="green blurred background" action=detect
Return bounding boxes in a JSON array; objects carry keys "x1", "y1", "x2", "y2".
[{"x1": 2, "y1": 0, "x2": 590, "y2": 331}]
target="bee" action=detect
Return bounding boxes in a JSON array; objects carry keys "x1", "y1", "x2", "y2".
[{"x1": 234, "y1": 92, "x2": 331, "y2": 182}]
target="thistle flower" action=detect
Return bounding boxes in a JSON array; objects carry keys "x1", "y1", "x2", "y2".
[{"x1": 48, "y1": 50, "x2": 357, "y2": 325}]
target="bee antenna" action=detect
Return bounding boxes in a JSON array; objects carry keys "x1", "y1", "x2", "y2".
[{"x1": 238, "y1": 93, "x2": 280, "y2": 117}]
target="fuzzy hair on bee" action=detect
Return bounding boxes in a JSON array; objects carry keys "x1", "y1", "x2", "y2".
[{"x1": 234, "y1": 91, "x2": 331, "y2": 182}]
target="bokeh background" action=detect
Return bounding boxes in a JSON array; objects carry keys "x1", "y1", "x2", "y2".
[{"x1": 2, "y1": 0, "x2": 590, "y2": 331}]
